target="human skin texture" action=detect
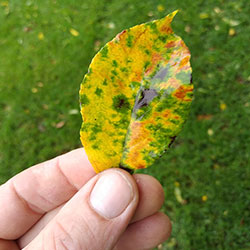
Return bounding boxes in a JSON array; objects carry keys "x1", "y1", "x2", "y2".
[{"x1": 0, "y1": 148, "x2": 171, "y2": 250}]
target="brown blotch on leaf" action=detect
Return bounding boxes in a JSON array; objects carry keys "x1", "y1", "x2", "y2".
[
  {"x1": 173, "y1": 85, "x2": 193, "y2": 100},
  {"x1": 160, "y1": 25, "x2": 173, "y2": 34}
]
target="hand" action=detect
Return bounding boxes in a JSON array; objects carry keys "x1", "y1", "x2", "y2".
[{"x1": 0, "y1": 148, "x2": 171, "y2": 250}]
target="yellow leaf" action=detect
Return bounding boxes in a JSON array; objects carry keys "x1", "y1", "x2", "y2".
[
  {"x1": 31, "y1": 88, "x2": 38, "y2": 93},
  {"x1": 208, "y1": 129, "x2": 214, "y2": 136},
  {"x1": 202, "y1": 195, "x2": 208, "y2": 202},
  {"x1": 0, "y1": 1, "x2": 8, "y2": 7},
  {"x1": 70, "y1": 28, "x2": 79, "y2": 37},
  {"x1": 38, "y1": 32, "x2": 44, "y2": 40},
  {"x1": 220, "y1": 102, "x2": 227, "y2": 111},
  {"x1": 79, "y1": 11, "x2": 193, "y2": 173},
  {"x1": 157, "y1": 4, "x2": 165, "y2": 12},
  {"x1": 174, "y1": 187, "x2": 186, "y2": 204},
  {"x1": 199, "y1": 13, "x2": 209, "y2": 19},
  {"x1": 229, "y1": 28, "x2": 236, "y2": 36},
  {"x1": 174, "y1": 181, "x2": 180, "y2": 187}
]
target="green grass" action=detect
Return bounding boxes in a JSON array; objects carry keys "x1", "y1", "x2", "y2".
[{"x1": 0, "y1": 0, "x2": 250, "y2": 249}]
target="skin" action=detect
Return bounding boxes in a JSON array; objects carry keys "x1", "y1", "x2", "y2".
[{"x1": 0, "y1": 148, "x2": 171, "y2": 250}]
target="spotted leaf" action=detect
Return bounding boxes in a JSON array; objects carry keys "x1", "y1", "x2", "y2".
[{"x1": 79, "y1": 11, "x2": 193, "y2": 173}]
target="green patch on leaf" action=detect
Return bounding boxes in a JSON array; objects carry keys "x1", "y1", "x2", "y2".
[
  {"x1": 100, "y1": 46, "x2": 108, "y2": 58},
  {"x1": 112, "y1": 94, "x2": 131, "y2": 114},
  {"x1": 80, "y1": 94, "x2": 90, "y2": 105},
  {"x1": 95, "y1": 87, "x2": 103, "y2": 96}
]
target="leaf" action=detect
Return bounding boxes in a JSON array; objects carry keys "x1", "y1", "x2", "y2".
[
  {"x1": 197, "y1": 114, "x2": 213, "y2": 121},
  {"x1": 38, "y1": 32, "x2": 45, "y2": 40},
  {"x1": 220, "y1": 102, "x2": 227, "y2": 111},
  {"x1": 174, "y1": 186, "x2": 186, "y2": 204},
  {"x1": 79, "y1": 11, "x2": 193, "y2": 173},
  {"x1": 54, "y1": 121, "x2": 65, "y2": 129},
  {"x1": 70, "y1": 28, "x2": 79, "y2": 37}
]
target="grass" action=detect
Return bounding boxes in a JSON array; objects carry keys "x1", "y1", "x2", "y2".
[{"x1": 0, "y1": 0, "x2": 250, "y2": 249}]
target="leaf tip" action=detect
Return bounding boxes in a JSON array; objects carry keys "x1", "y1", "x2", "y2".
[{"x1": 169, "y1": 9, "x2": 179, "y2": 21}]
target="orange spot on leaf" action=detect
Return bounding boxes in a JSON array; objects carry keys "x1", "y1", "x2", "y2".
[
  {"x1": 179, "y1": 56, "x2": 190, "y2": 68},
  {"x1": 165, "y1": 40, "x2": 176, "y2": 48},
  {"x1": 131, "y1": 71, "x2": 142, "y2": 82},
  {"x1": 160, "y1": 25, "x2": 173, "y2": 34},
  {"x1": 118, "y1": 80, "x2": 125, "y2": 89},
  {"x1": 152, "y1": 53, "x2": 163, "y2": 64},
  {"x1": 173, "y1": 85, "x2": 193, "y2": 100},
  {"x1": 117, "y1": 30, "x2": 127, "y2": 40}
]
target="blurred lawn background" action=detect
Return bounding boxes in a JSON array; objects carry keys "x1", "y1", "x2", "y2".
[{"x1": 0, "y1": 0, "x2": 249, "y2": 249}]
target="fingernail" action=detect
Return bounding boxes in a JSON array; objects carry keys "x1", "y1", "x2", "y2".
[{"x1": 90, "y1": 171, "x2": 133, "y2": 219}]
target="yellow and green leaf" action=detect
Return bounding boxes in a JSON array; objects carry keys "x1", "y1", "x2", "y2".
[{"x1": 79, "y1": 11, "x2": 193, "y2": 173}]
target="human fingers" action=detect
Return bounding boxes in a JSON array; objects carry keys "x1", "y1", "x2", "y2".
[
  {"x1": 114, "y1": 212, "x2": 171, "y2": 250},
  {"x1": 0, "y1": 148, "x2": 95, "y2": 240},
  {"x1": 19, "y1": 173, "x2": 165, "y2": 247},
  {"x1": 18, "y1": 204, "x2": 63, "y2": 247},
  {"x1": 132, "y1": 174, "x2": 164, "y2": 223},
  {"x1": 23, "y1": 169, "x2": 139, "y2": 250},
  {"x1": 0, "y1": 239, "x2": 19, "y2": 250}
]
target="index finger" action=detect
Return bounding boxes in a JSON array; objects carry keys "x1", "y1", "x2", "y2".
[{"x1": 0, "y1": 148, "x2": 95, "y2": 240}]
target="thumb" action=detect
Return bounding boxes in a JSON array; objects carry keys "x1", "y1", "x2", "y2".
[{"x1": 24, "y1": 169, "x2": 139, "y2": 250}]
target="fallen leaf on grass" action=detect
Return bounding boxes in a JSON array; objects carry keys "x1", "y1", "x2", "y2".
[
  {"x1": 207, "y1": 129, "x2": 214, "y2": 136},
  {"x1": 199, "y1": 13, "x2": 209, "y2": 19},
  {"x1": 38, "y1": 32, "x2": 44, "y2": 40},
  {"x1": 23, "y1": 26, "x2": 32, "y2": 32},
  {"x1": 54, "y1": 121, "x2": 65, "y2": 128},
  {"x1": 185, "y1": 25, "x2": 191, "y2": 33},
  {"x1": 174, "y1": 186, "x2": 187, "y2": 204},
  {"x1": 107, "y1": 22, "x2": 115, "y2": 29},
  {"x1": 197, "y1": 114, "x2": 213, "y2": 121},
  {"x1": 0, "y1": 1, "x2": 8, "y2": 7},
  {"x1": 157, "y1": 244, "x2": 163, "y2": 249},
  {"x1": 94, "y1": 40, "x2": 101, "y2": 51},
  {"x1": 222, "y1": 17, "x2": 240, "y2": 26},
  {"x1": 31, "y1": 88, "x2": 38, "y2": 93},
  {"x1": 220, "y1": 102, "x2": 227, "y2": 111},
  {"x1": 68, "y1": 109, "x2": 79, "y2": 115},
  {"x1": 37, "y1": 82, "x2": 44, "y2": 87},
  {"x1": 213, "y1": 7, "x2": 222, "y2": 14},
  {"x1": 229, "y1": 28, "x2": 236, "y2": 36},
  {"x1": 157, "y1": 4, "x2": 165, "y2": 12},
  {"x1": 147, "y1": 11, "x2": 154, "y2": 17},
  {"x1": 70, "y1": 28, "x2": 79, "y2": 37},
  {"x1": 202, "y1": 195, "x2": 208, "y2": 202}
]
